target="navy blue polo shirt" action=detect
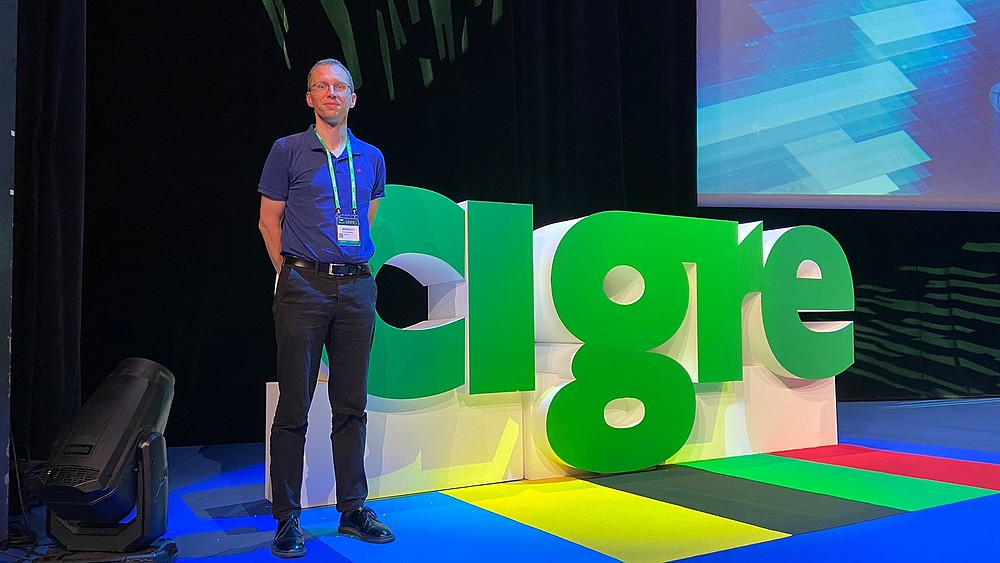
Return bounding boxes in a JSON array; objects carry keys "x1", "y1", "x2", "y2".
[{"x1": 258, "y1": 125, "x2": 386, "y2": 264}]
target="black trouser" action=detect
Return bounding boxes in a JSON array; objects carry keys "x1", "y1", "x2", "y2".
[{"x1": 269, "y1": 262, "x2": 377, "y2": 520}]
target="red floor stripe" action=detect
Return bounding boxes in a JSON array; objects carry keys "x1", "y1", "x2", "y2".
[{"x1": 775, "y1": 444, "x2": 1000, "y2": 491}]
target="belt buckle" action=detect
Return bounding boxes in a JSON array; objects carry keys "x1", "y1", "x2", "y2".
[{"x1": 328, "y1": 263, "x2": 353, "y2": 277}]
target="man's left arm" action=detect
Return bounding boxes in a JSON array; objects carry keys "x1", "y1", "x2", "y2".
[
  {"x1": 368, "y1": 199, "x2": 380, "y2": 227},
  {"x1": 369, "y1": 150, "x2": 385, "y2": 228}
]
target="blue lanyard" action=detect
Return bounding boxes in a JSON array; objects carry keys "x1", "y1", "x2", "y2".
[{"x1": 313, "y1": 128, "x2": 357, "y2": 214}]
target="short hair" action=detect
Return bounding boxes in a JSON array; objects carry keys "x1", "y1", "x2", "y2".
[{"x1": 307, "y1": 58, "x2": 355, "y2": 92}]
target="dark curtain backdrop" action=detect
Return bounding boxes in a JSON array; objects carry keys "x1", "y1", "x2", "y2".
[
  {"x1": 0, "y1": 0, "x2": 16, "y2": 541},
  {"x1": 513, "y1": 1, "x2": 628, "y2": 223},
  {"x1": 618, "y1": 0, "x2": 697, "y2": 216},
  {"x1": 512, "y1": 1, "x2": 696, "y2": 224},
  {"x1": 11, "y1": 0, "x2": 86, "y2": 461}
]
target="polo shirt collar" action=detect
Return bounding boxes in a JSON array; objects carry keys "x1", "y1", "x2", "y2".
[{"x1": 305, "y1": 124, "x2": 361, "y2": 156}]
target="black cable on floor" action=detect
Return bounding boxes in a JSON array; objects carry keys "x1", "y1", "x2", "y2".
[
  {"x1": 1, "y1": 524, "x2": 40, "y2": 561},
  {"x1": 3, "y1": 432, "x2": 46, "y2": 561}
]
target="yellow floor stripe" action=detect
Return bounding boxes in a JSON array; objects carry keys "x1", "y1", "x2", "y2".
[{"x1": 445, "y1": 477, "x2": 788, "y2": 562}]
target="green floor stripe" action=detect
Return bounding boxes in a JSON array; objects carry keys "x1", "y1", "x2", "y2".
[
  {"x1": 587, "y1": 465, "x2": 904, "y2": 534},
  {"x1": 682, "y1": 454, "x2": 995, "y2": 511}
]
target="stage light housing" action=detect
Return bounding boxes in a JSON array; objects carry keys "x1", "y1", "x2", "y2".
[{"x1": 37, "y1": 357, "x2": 175, "y2": 553}]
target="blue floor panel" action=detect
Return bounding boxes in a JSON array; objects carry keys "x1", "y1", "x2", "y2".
[
  {"x1": 838, "y1": 399, "x2": 1000, "y2": 454},
  {"x1": 685, "y1": 493, "x2": 1000, "y2": 562}
]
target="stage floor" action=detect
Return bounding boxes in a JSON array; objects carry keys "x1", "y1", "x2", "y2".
[{"x1": 9, "y1": 398, "x2": 1000, "y2": 562}]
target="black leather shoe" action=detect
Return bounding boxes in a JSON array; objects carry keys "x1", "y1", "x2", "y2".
[
  {"x1": 271, "y1": 515, "x2": 306, "y2": 558},
  {"x1": 338, "y1": 506, "x2": 395, "y2": 543}
]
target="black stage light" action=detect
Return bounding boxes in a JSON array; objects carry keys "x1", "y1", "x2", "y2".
[{"x1": 36, "y1": 358, "x2": 177, "y2": 560}]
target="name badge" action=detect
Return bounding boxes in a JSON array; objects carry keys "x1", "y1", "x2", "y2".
[{"x1": 336, "y1": 214, "x2": 361, "y2": 246}]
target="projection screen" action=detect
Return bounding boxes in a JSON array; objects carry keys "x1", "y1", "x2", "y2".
[{"x1": 697, "y1": 0, "x2": 1000, "y2": 211}]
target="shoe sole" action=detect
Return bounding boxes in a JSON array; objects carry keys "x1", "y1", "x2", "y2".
[
  {"x1": 338, "y1": 526, "x2": 395, "y2": 544},
  {"x1": 270, "y1": 546, "x2": 307, "y2": 558}
]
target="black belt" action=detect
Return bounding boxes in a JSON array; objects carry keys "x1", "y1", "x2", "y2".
[{"x1": 284, "y1": 256, "x2": 371, "y2": 277}]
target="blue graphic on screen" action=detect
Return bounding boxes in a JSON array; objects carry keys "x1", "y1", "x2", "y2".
[{"x1": 697, "y1": 0, "x2": 1000, "y2": 210}]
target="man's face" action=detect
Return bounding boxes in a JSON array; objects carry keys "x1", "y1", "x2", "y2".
[{"x1": 306, "y1": 64, "x2": 356, "y2": 127}]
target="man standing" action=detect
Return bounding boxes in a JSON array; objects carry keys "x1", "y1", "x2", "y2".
[{"x1": 258, "y1": 58, "x2": 394, "y2": 558}]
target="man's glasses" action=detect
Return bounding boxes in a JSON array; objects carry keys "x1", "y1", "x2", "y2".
[{"x1": 310, "y1": 81, "x2": 352, "y2": 95}]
